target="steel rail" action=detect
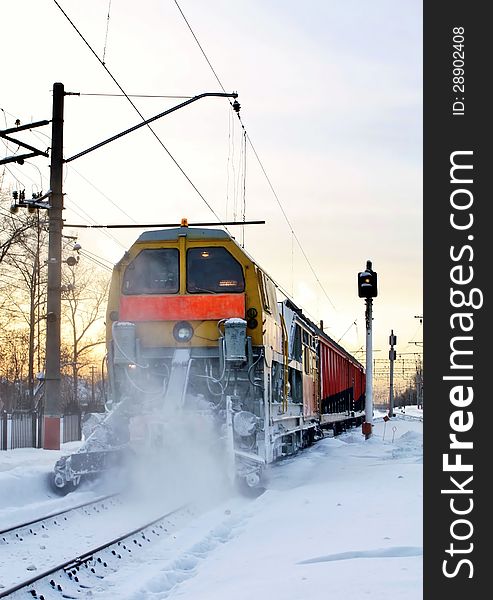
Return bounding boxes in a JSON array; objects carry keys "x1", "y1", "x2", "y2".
[
  {"x1": 0, "y1": 492, "x2": 120, "y2": 537},
  {"x1": 0, "y1": 504, "x2": 188, "y2": 599}
]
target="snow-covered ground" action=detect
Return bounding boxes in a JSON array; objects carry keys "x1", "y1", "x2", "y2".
[{"x1": 0, "y1": 411, "x2": 423, "y2": 599}]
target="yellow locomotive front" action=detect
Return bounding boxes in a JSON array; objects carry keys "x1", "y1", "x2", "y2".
[
  {"x1": 104, "y1": 223, "x2": 281, "y2": 489},
  {"x1": 106, "y1": 225, "x2": 269, "y2": 351}
]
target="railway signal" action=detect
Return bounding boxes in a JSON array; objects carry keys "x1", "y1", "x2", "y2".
[
  {"x1": 359, "y1": 260, "x2": 378, "y2": 439},
  {"x1": 358, "y1": 264, "x2": 378, "y2": 298}
]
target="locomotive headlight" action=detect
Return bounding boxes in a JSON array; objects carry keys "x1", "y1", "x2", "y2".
[{"x1": 173, "y1": 321, "x2": 194, "y2": 343}]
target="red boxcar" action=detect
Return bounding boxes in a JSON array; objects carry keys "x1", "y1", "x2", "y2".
[{"x1": 318, "y1": 333, "x2": 365, "y2": 418}]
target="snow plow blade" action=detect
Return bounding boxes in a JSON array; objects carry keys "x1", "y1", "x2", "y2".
[
  {"x1": 50, "y1": 447, "x2": 132, "y2": 495},
  {"x1": 68, "y1": 449, "x2": 128, "y2": 474}
]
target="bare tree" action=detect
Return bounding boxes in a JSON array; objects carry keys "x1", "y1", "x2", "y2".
[
  {"x1": 1, "y1": 193, "x2": 111, "y2": 413},
  {"x1": 61, "y1": 261, "x2": 110, "y2": 406},
  {"x1": 0, "y1": 211, "x2": 49, "y2": 405},
  {"x1": 0, "y1": 329, "x2": 30, "y2": 411},
  {"x1": 0, "y1": 193, "x2": 50, "y2": 407}
]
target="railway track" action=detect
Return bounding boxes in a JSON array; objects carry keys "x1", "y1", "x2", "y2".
[
  {"x1": 0, "y1": 504, "x2": 191, "y2": 599},
  {"x1": 394, "y1": 413, "x2": 423, "y2": 423},
  {"x1": 0, "y1": 493, "x2": 121, "y2": 541},
  {"x1": 374, "y1": 413, "x2": 423, "y2": 423}
]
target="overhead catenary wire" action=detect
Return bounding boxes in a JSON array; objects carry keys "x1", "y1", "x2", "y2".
[
  {"x1": 78, "y1": 247, "x2": 114, "y2": 268},
  {"x1": 47, "y1": 2, "x2": 336, "y2": 332},
  {"x1": 3, "y1": 7, "x2": 337, "y2": 333},
  {"x1": 172, "y1": 0, "x2": 225, "y2": 93},
  {"x1": 241, "y1": 129, "x2": 247, "y2": 248},
  {"x1": 56, "y1": 203, "x2": 123, "y2": 260},
  {"x1": 3, "y1": 136, "x2": 131, "y2": 253},
  {"x1": 102, "y1": 0, "x2": 112, "y2": 65},
  {"x1": 337, "y1": 319, "x2": 358, "y2": 344},
  {"x1": 26, "y1": 126, "x2": 140, "y2": 231},
  {"x1": 233, "y1": 124, "x2": 245, "y2": 224},
  {"x1": 171, "y1": 0, "x2": 336, "y2": 312},
  {"x1": 52, "y1": 0, "x2": 227, "y2": 227},
  {"x1": 225, "y1": 109, "x2": 232, "y2": 219},
  {"x1": 79, "y1": 249, "x2": 113, "y2": 272},
  {"x1": 0, "y1": 138, "x2": 23, "y2": 191},
  {"x1": 231, "y1": 112, "x2": 238, "y2": 221},
  {"x1": 66, "y1": 164, "x2": 139, "y2": 224},
  {"x1": 63, "y1": 195, "x2": 128, "y2": 250},
  {"x1": 1, "y1": 164, "x2": 28, "y2": 191},
  {"x1": 9, "y1": 121, "x2": 134, "y2": 251}
]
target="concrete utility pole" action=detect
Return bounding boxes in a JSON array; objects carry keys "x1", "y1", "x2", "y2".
[
  {"x1": 43, "y1": 82, "x2": 65, "y2": 450},
  {"x1": 388, "y1": 330, "x2": 397, "y2": 417}
]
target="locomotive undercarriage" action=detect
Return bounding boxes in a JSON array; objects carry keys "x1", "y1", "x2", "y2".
[
  {"x1": 52, "y1": 319, "x2": 277, "y2": 494},
  {"x1": 52, "y1": 318, "x2": 322, "y2": 495}
]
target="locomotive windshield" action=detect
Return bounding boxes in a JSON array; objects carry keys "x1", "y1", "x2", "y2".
[
  {"x1": 122, "y1": 248, "x2": 179, "y2": 294},
  {"x1": 187, "y1": 247, "x2": 244, "y2": 293}
]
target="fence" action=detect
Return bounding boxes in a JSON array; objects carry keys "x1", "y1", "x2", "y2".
[
  {"x1": 0, "y1": 410, "x2": 83, "y2": 451},
  {"x1": 62, "y1": 413, "x2": 81, "y2": 444}
]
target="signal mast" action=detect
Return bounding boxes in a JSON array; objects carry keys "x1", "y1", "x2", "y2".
[{"x1": 358, "y1": 260, "x2": 378, "y2": 439}]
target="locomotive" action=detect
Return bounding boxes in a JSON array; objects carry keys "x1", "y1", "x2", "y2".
[{"x1": 51, "y1": 221, "x2": 365, "y2": 493}]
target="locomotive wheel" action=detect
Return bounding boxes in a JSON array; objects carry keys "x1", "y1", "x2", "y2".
[
  {"x1": 48, "y1": 472, "x2": 78, "y2": 496},
  {"x1": 235, "y1": 474, "x2": 266, "y2": 498}
]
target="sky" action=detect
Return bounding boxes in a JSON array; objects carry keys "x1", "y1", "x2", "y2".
[
  {"x1": 0, "y1": 410, "x2": 423, "y2": 598},
  {"x1": 0, "y1": 1, "x2": 423, "y2": 390}
]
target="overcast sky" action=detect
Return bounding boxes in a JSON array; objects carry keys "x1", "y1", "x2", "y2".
[{"x1": 1, "y1": 0, "x2": 422, "y2": 385}]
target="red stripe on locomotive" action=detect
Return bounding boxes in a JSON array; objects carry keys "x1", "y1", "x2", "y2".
[{"x1": 119, "y1": 293, "x2": 246, "y2": 321}]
